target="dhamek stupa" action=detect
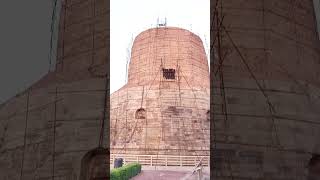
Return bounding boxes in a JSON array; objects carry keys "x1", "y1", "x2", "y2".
[{"x1": 110, "y1": 27, "x2": 210, "y2": 157}]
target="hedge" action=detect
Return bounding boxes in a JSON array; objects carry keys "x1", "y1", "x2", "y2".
[{"x1": 111, "y1": 162, "x2": 142, "y2": 180}]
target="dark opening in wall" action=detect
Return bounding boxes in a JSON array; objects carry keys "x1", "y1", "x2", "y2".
[
  {"x1": 80, "y1": 148, "x2": 109, "y2": 180},
  {"x1": 162, "y1": 68, "x2": 176, "y2": 79},
  {"x1": 308, "y1": 154, "x2": 320, "y2": 179},
  {"x1": 313, "y1": 0, "x2": 320, "y2": 40},
  {"x1": 135, "y1": 108, "x2": 146, "y2": 119}
]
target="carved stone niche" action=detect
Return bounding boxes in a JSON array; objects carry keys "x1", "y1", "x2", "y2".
[
  {"x1": 135, "y1": 108, "x2": 146, "y2": 119},
  {"x1": 80, "y1": 147, "x2": 109, "y2": 180}
]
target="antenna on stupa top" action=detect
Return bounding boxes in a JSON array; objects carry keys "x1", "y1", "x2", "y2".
[
  {"x1": 156, "y1": 17, "x2": 159, "y2": 27},
  {"x1": 157, "y1": 17, "x2": 167, "y2": 27}
]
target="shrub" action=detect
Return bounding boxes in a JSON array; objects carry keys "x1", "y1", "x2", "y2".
[{"x1": 111, "y1": 162, "x2": 142, "y2": 180}]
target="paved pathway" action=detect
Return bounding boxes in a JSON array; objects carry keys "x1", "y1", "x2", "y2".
[
  {"x1": 131, "y1": 170, "x2": 210, "y2": 180},
  {"x1": 131, "y1": 170, "x2": 188, "y2": 180}
]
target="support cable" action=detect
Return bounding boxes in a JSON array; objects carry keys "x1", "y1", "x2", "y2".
[
  {"x1": 52, "y1": 87, "x2": 58, "y2": 180},
  {"x1": 111, "y1": 91, "x2": 120, "y2": 146},
  {"x1": 48, "y1": 0, "x2": 59, "y2": 72},
  {"x1": 98, "y1": 72, "x2": 108, "y2": 148},
  {"x1": 19, "y1": 90, "x2": 30, "y2": 180},
  {"x1": 212, "y1": 1, "x2": 234, "y2": 178},
  {"x1": 154, "y1": 58, "x2": 164, "y2": 173},
  {"x1": 96, "y1": 0, "x2": 108, "y2": 148},
  {"x1": 115, "y1": 31, "x2": 162, "y2": 155},
  {"x1": 216, "y1": 10, "x2": 283, "y2": 149}
]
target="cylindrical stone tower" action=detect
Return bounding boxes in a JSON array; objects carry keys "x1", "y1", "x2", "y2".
[
  {"x1": 110, "y1": 27, "x2": 210, "y2": 156},
  {"x1": 212, "y1": 0, "x2": 320, "y2": 179}
]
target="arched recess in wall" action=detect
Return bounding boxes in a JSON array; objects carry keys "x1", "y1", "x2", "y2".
[
  {"x1": 135, "y1": 108, "x2": 146, "y2": 119},
  {"x1": 307, "y1": 153, "x2": 320, "y2": 179},
  {"x1": 79, "y1": 147, "x2": 109, "y2": 180}
]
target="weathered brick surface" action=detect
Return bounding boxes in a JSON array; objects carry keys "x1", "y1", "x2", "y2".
[
  {"x1": 0, "y1": 0, "x2": 108, "y2": 179},
  {"x1": 212, "y1": 0, "x2": 320, "y2": 179},
  {"x1": 110, "y1": 27, "x2": 210, "y2": 156}
]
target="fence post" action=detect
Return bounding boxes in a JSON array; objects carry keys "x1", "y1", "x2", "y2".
[{"x1": 151, "y1": 156, "x2": 153, "y2": 166}]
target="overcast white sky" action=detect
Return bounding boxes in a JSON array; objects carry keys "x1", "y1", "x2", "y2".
[
  {"x1": 0, "y1": 0, "x2": 209, "y2": 104},
  {"x1": 110, "y1": 0, "x2": 210, "y2": 94}
]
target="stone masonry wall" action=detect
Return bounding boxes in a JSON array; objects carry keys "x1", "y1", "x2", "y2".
[
  {"x1": 211, "y1": 0, "x2": 320, "y2": 179},
  {"x1": 128, "y1": 27, "x2": 210, "y2": 88},
  {"x1": 110, "y1": 27, "x2": 210, "y2": 156}
]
